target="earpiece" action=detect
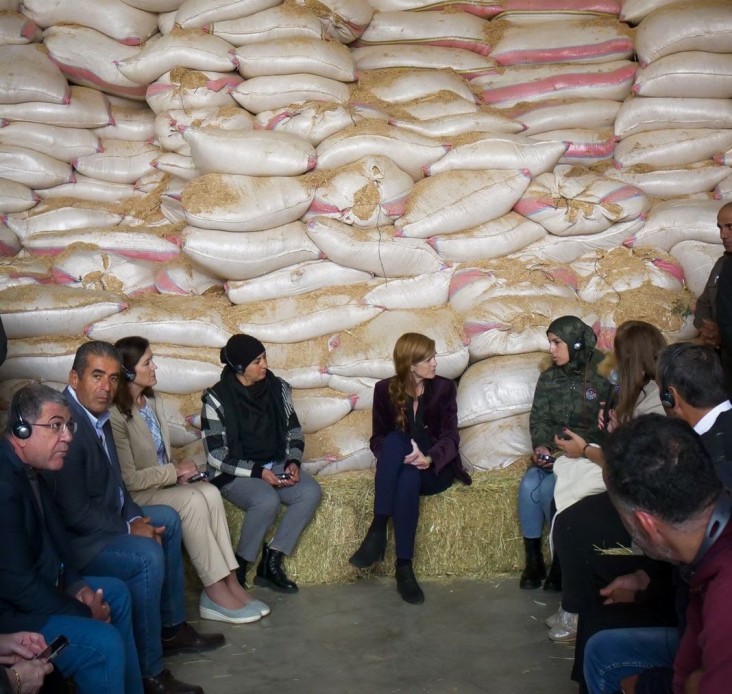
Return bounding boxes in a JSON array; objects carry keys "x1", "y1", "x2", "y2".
[
  {"x1": 11, "y1": 407, "x2": 32, "y2": 440},
  {"x1": 221, "y1": 345, "x2": 244, "y2": 373},
  {"x1": 122, "y1": 366, "x2": 136, "y2": 382},
  {"x1": 659, "y1": 343, "x2": 693, "y2": 409},
  {"x1": 570, "y1": 336, "x2": 584, "y2": 355}
]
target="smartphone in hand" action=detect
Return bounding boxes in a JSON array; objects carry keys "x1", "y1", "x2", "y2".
[{"x1": 35, "y1": 635, "x2": 69, "y2": 662}]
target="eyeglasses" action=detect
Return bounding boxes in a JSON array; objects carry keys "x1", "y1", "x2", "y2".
[{"x1": 31, "y1": 421, "x2": 77, "y2": 435}]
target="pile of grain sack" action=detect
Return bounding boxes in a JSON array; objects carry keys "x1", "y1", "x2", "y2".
[{"x1": 1, "y1": 0, "x2": 731, "y2": 474}]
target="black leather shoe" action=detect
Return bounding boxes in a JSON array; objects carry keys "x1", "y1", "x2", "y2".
[
  {"x1": 519, "y1": 537, "x2": 546, "y2": 589},
  {"x1": 235, "y1": 555, "x2": 249, "y2": 589},
  {"x1": 543, "y1": 553, "x2": 562, "y2": 592},
  {"x1": 254, "y1": 543, "x2": 298, "y2": 593},
  {"x1": 161, "y1": 622, "x2": 224, "y2": 656},
  {"x1": 395, "y1": 562, "x2": 424, "y2": 605},
  {"x1": 143, "y1": 669, "x2": 203, "y2": 694},
  {"x1": 348, "y1": 527, "x2": 387, "y2": 569}
]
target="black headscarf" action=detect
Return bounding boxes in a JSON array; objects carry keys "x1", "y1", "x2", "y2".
[{"x1": 547, "y1": 315, "x2": 597, "y2": 373}]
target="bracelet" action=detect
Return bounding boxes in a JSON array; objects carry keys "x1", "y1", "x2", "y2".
[
  {"x1": 582, "y1": 443, "x2": 591, "y2": 457},
  {"x1": 11, "y1": 668, "x2": 21, "y2": 694}
]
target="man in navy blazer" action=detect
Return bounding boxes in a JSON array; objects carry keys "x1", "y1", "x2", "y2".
[
  {"x1": 45, "y1": 341, "x2": 223, "y2": 694},
  {"x1": 0, "y1": 383, "x2": 140, "y2": 693}
]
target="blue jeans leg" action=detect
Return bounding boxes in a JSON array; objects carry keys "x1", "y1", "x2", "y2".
[
  {"x1": 517, "y1": 466, "x2": 556, "y2": 538},
  {"x1": 142, "y1": 505, "x2": 186, "y2": 629},
  {"x1": 83, "y1": 533, "x2": 165, "y2": 678},
  {"x1": 583, "y1": 627, "x2": 679, "y2": 694}
]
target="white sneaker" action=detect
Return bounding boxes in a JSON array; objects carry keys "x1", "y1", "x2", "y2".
[
  {"x1": 548, "y1": 609, "x2": 578, "y2": 642},
  {"x1": 544, "y1": 607, "x2": 563, "y2": 629}
]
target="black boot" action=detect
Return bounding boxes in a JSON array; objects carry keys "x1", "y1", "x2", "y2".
[
  {"x1": 348, "y1": 524, "x2": 387, "y2": 569},
  {"x1": 543, "y1": 552, "x2": 562, "y2": 592},
  {"x1": 254, "y1": 544, "x2": 298, "y2": 593},
  {"x1": 395, "y1": 561, "x2": 424, "y2": 605},
  {"x1": 235, "y1": 555, "x2": 249, "y2": 589},
  {"x1": 519, "y1": 537, "x2": 546, "y2": 589}
]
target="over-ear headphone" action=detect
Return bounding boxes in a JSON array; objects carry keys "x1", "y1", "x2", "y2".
[
  {"x1": 570, "y1": 335, "x2": 584, "y2": 355},
  {"x1": 220, "y1": 345, "x2": 244, "y2": 374},
  {"x1": 659, "y1": 343, "x2": 694, "y2": 409},
  {"x1": 122, "y1": 365, "x2": 136, "y2": 382},
  {"x1": 11, "y1": 406, "x2": 32, "y2": 440}
]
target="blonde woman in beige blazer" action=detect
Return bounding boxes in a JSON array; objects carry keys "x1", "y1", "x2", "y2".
[{"x1": 111, "y1": 336, "x2": 269, "y2": 625}]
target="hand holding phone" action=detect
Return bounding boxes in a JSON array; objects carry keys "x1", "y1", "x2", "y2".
[
  {"x1": 276, "y1": 472, "x2": 292, "y2": 480},
  {"x1": 187, "y1": 471, "x2": 208, "y2": 483},
  {"x1": 35, "y1": 635, "x2": 68, "y2": 663}
]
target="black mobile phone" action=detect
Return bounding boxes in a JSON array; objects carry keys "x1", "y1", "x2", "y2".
[
  {"x1": 35, "y1": 635, "x2": 68, "y2": 662},
  {"x1": 187, "y1": 471, "x2": 208, "y2": 483},
  {"x1": 276, "y1": 472, "x2": 292, "y2": 480}
]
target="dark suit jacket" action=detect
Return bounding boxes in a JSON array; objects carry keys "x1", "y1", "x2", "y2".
[
  {"x1": 701, "y1": 407, "x2": 732, "y2": 488},
  {"x1": 0, "y1": 439, "x2": 91, "y2": 633},
  {"x1": 371, "y1": 375, "x2": 471, "y2": 484},
  {"x1": 43, "y1": 388, "x2": 143, "y2": 570}
]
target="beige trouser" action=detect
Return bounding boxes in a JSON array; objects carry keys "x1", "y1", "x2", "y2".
[{"x1": 132, "y1": 482, "x2": 238, "y2": 587}]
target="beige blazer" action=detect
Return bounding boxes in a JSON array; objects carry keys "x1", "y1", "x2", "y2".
[{"x1": 110, "y1": 395, "x2": 178, "y2": 494}]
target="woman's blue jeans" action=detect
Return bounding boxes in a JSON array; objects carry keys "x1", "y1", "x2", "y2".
[{"x1": 517, "y1": 465, "x2": 556, "y2": 538}]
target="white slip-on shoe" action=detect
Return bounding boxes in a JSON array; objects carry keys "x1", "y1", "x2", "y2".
[
  {"x1": 199, "y1": 592, "x2": 262, "y2": 625},
  {"x1": 248, "y1": 599, "x2": 271, "y2": 617}
]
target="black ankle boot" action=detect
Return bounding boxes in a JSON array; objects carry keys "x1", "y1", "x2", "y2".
[
  {"x1": 235, "y1": 555, "x2": 249, "y2": 589},
  {"x1": 395, "y1": 562, "x2": 424, "y2": 605},
  {"x1": 519, "y1": 537, "x2": 546, "y2": 589},
  {"x1": 348, "y1": 525, "x2": 387, "y2": 569},
  {"x1": 254, "y1": 544, "x2": 298, "y2": 593},
  {"x1": 543, "y1": 552, "x2": 562, "y2": 592}
]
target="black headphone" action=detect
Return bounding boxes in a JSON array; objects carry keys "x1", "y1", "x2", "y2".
[
  {"x1": 220, "y1": 345, "x2": 245, "y2": 374},
  {"x1": 122, "y1": 365, "x2": 136, "y2": 382},
  {"x1": 11, "y1": 406, "x2": 32, "y2": 440},
  {"x1": 659, "y1": 343, "x2": 694, "y2": 409},
  {"x1": 570, "y1": 335, "x2": 584, "y2": 355}
]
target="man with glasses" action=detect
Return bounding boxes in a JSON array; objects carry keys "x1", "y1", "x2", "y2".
[{"x1": 0, "y1": 383, "x2": 141, "y2": 693}]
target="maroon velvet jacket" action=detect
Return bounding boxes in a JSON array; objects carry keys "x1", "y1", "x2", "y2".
[{"x1": 370, "y1": 375, "x2": 471, "y2": 485}]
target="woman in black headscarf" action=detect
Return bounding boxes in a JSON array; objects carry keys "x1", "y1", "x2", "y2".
[{"x1": 201, "y1": 334, "x2": 322, "y2": 594}]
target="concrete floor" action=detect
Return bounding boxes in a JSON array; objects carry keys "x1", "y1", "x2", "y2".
[{"x1": 167, "y1": 576, "x2": 578, "y2": 694}]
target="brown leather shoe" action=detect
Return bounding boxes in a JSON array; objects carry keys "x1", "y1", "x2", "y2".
[
  {"x1": 143, "y1": 669, "x2": 203, "y2": 694},
  {"x1": 161, "y1": 622, "x2": 224, "y2": 656}
]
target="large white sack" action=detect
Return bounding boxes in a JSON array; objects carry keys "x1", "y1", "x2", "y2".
[
  {"x1": 297, "y1": 0, "x2": 375, "y2": 44},
  {"x1": 716, "y1": 173, "x2": 732, "y2": 200},
  {"x1": 357, "y1": 10, "x2": 491, "y2": 56},
  {"x1": 234, "y1": 291, "x2": 385, "y2": 343},
  {"x1": 5, "y1": 206, "x2": 126, "y2": 240},
  {"x1": 153, "y1": 152, "x2": 199, "y2": 181},
  {"x1": 22, "y1": 227, "x2": 181, "y2": 261},
  {"x1": 620, "y1": 0, "x2": 686, "y2": 24},
  {"x1": 263, "y1": 340, "x2": 331, "y2": 387},
  {"x1": 292, "y1": 389, "x2": 355, "y2": 434},
  {"x1": 0, "y1": 179, "x2": 38, "y2": 213},
  {"x1": 490, "y1": 19, "x2": 633, "y2": 66},
  {"x1": 183, "y1": 127, "x2": 316, "y2": 176},
  {"x1": 209, "y1": 5, "x2": 324, "y2": 46},
  {"x1": 626, "y1": 199, "x2": 725, "y2": 250},
  {"x1": 530, "y1": 128, "x2": 617, "y2": 166},
  {"x1": 316, "y1": 123, "x2": 448, "y2": 181},
  {"x1": 144, "y1": 351, "x2": 221, "y2": 395},
  {"x1": 0, "y1": 11, "x2": 41, "y2": 45},
  {"x1": 0, "y1": 86, "x2": 111, "y2": 128},
  {"x1": 635, "y1": 0, "x2": 732, "y2": 66},
  {"x1": 231, "y1": 74, "x2": 350, "y2": 114},
  {"x1": 396, "y1": 169, "x2": 531, "y2": 238},
  {"x1": 302, "y1": 410, "x2": 374, "y2": 477},
  {"x1": 0, "y1": 341, "x2": 76, "y2": 383},
  {"x1": 359, "y1": 68, "x2": 477, "y2": 104},
  {"x1": 0, "y1": 44, "x2": 69, "y2": 104},
  {"x1": 23, "y1": 0, "x2": 158, "y2": 46},
  {"x1": 326, "y1": 307, "x2": 469, "y2": 380},
  {"x1": 499, "y1": 0, "x2": 621, "y2": 16},
  {"x1": 516, "y1": 217, "x2": 645, "y2": 263},
  {"x1": 351, "y1": 45, "x2": 498, "y2": 78},
  {"x1": 0, "y1": 256, "x2": 49, "y2": 284},
  {"x1": 174, "y1": 0, "x2": 280, "y2": 28},
  {"x1": 398, "y1": 92, "x2": 480, "y2": 119},
  {"x1": 459, "y1": 414, "x2": 531, "y2": 470},
  {"x1": 428, "y1": 212, "x2": 546, "y2": 262},
  {"x1": 116, "y1": 30, "x2": 237, "y2": 85},
  {"x1": 255, "y1": 103, "x2": 389, "y2": 147},
  {"x1": 73, "y1": 140, "x2": 159, "y2": 184},
  {"x1": 361, "y1": 268, "x2": 454, "y2": 309},
  {"x1": 0, "y1": 285, "x2": 127, "y2": 338},
  {"x1": 456, "y1": 353, "x2": 545, "y2": 427},
  {"x1": 305, "y1": 217, "x2": 444, "y2": 277},
  {"x1": 145, "y1": 70, "x2": 243, "y2": 113},
  {"x1": 86, "y1": 304, "x2": 232, "y2": 347},
  {"x1": 51, "y1": 249, "x2": 158, "y2": 295},
  {"x1": 43, "y1": 26, "x2": 147, "y2": 101},
  {"x1": 122, "y1": 0, "x2": 186, "y2": 11},
  {"x1": 615, "y1": 98, "x2": 732, "y2": 138},
  {"x1": 304, "y1": 155, "x2": 414, "y2": 228},
  {"x1": 0, "y1": 225, "x2": 20, "y2": 257},
  {"x1": 157, "y1": 394, "x2": 201, "y2": 447},
  {"x1": 366, "y1": 0, "x2": 501, "y2": 15},
  {"x1": 181, "y1": 223, "x2": 322, "y2": 280},
  {"x1": 154, "y1": 262, "x2": 223, "y2": 295},
  {"x1": 633, "y1": 52, "x2": 732, "y2": 99},
  {"x1": 514, "y1": 168, "x2": 649, "y2": 236},
  {"x1": 390, "y1": 111, "x2": 523, "y2": 138},
  {"x1": 95, "y1": 102, "x2": 157, "y2": 142},
  {"x1": 508, "y1": 99, "x2": 621, "y2": 135},
  {"x1": 0, "y1": 145, "x2": 72, "y2": 188},
  {"x1": 181, "y1": 173, "x2": 315, "y2": 232},
  {"x1": 669, "y1": 240, "x2": 721, "y2": 298},
  {"x1": 225, "y1": 260, "x2": 372, "y2": 304},
  {"x1": 36, "y1": 176, "x2": 142, "y2": 203},
  {"x1": 235, "y1": 38, "x2": 355, "y2": 82},
  {"x1": 326, "y1": 376, "x2": 377, "y2": 410},
  {"x1": 478, "y1": 60, "x2": 637, "y2": 107},
  {"x1": 0, "y1": 122, "x2": 100, "y2": 163},
  {"x1": 606, "y1": 163, "x2": 732, "y2": 198},
  {"x1": 426, "y1": 134, "x2": 567, "y2": 177},
  {"x1": 156, "y1": 106, "x2": 253, "y2": 154},
  {"x1": 615, "y1": 129, "x2": 732, "y2": 169}
]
